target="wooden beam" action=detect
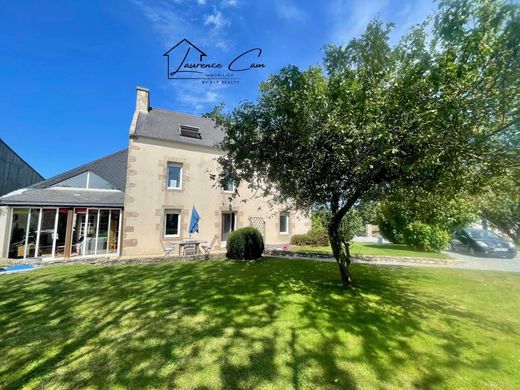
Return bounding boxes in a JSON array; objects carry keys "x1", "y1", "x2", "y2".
[{"x1": 63, "y1": 209, "x2": 73, "y2": 259}]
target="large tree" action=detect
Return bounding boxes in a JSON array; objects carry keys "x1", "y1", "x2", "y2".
[{"x1": 215, "y1": 0, "x2": 519, "y2": 287}]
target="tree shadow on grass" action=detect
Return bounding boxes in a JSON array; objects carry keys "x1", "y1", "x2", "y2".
[{"x1": 0, "y1": 259, "x2": 516, "y2": 388}]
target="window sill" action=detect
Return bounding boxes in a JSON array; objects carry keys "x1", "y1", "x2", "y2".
[{"x1": 166, "y1": 187, "x2": 183, "y2": 191}]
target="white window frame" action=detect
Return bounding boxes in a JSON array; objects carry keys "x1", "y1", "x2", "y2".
[
  {"x1": 279, "y1": 213, "x2": 289, "y2": 235},
  {"x1": 164, "y1": 211, "x2": 181, "y2": 238},
  {"x1": 223, "y1": 179, "x2": 236, "y2": 193},
  {"x1": 167, "y1": 163, "x2": 183, "y2": 190}
]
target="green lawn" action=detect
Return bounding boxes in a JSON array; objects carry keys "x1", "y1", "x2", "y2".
[
  {"x1": 293, "y1": 242, "x2": 452, "y2": 259},
  {"x1": 1, "y1": 259, "x2": 519, "y2": 389}
]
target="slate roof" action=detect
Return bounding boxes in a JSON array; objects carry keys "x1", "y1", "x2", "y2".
[
  {"x1": 0, "y1": 149, "x2": 127, "y2": 207},
  {"x1": 0, "y1": 138, "x2": 44, "y2": 196},
  {"x1": 134, "y1": 108, "x2": 224, "y2": 148},
  {"x1": 0, "y1": 188, "x2": 124, "y2": 207},
  {"x1": 30, "y1": 149, "x2": 128, "y2": 191}
]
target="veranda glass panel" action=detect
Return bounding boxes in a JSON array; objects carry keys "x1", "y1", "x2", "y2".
[
  {"x1": 97, "y1": 210, "x2": 110, "y2": 254},
  {"x1": 27, "y1": 208, "x2": 40, "y2": 258},
  {"x1": 38, "y1": 209, "x2": 57, "y2": 258},
  {"x1": 84, "y1": 210, "x2": 98, "y2": 255},
  {"x1": 8, "y1": 208, "x2": 29, "y2": 259},
  {"x1": 54, "y1": 209, "x2": 69, "y2": 258}
]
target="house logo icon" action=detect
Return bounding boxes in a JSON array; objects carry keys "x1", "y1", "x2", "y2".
[{"x1": 163, "y1": 39, "x2": 209, "y2": 80}]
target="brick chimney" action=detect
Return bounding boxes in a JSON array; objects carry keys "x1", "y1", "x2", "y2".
[{"x1": 136, "y1": 86, "x2": 150, "y2": 113}]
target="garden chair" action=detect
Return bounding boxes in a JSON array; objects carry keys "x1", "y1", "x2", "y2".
[
  {"x1": 161, "y1": 241, "x2": 177, "y2": 256},
  {"x1": 201, "y1": 236, "x2": 217, "y2": 255}
]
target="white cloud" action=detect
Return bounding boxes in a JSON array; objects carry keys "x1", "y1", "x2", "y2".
[
  {"x1": 390, "y1": 0, "x2": 435, "y2": 42},
  {"x1": 204, "y1": 10, "x2": 230, "y2": 30},
  {"x1": 328, "y1": 0, "x2": 435, "y2": 45},
  {"x1": 221, "y1": 0, "x2": 239, "y2": 6},
  {"x1": 132, "y1": 0, "x2": 235, "y2": 52},
  {"x1": 131, "y1": 0, "x2": 185, "y2": 46},
  {"x1": 197, "y1": 0, "x2": 207, "y2": 5},
  {"x1": 276, "y1": 2, "x2": 306, "y2": 21},
  {"x1": 172, "y1": 83, "x2": 227, "y2": 112},
  {"x1": 328, "y1": 0, "x2": 389, "y2": 45}
]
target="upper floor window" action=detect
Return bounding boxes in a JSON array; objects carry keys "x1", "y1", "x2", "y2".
[
  {"x1": 223, "y1": 179, "x2": 235, "y2": 193},
  {"x1": 167, "y1": 163, "x2": 183, "y2": 189},
  {"x1": 52, "y1": 171, "x2": 115, "y2": 190},
  {"x1": 280, "y1": 213, "x2": 289, "y2": 234},
  {"x1": 179, "y1": 125, "x2": 201, "y2": 139}
]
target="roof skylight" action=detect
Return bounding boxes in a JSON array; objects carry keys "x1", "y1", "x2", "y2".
[{"x1": 179, "y1": 125, "x2": 202, "y2": 139}]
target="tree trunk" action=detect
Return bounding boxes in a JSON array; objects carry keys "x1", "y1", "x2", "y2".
[
  {"x1": 328, "y1": 193, "x2": 360, "y2": 288},
  {"x1": 328, "y1": 216, "x2": 354, "y2": 288}
]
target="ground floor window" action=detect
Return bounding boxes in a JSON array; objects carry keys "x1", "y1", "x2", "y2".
[
  {"x1": 280, "y1": 213, "x2": 289, "y2": 234},
  {"x1": 164, "y1": 211, "x2": 181, "y2": 237},
  {"x1": 7, "y1": 207, "x2": 122, "y2": 259}
]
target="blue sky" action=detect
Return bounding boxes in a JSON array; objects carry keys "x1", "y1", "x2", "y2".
[{"x1": 0, "y1": 0, "x2": 435, "y2": 178}]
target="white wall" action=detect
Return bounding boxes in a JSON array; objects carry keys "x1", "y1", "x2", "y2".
[{"x1": 0, "y1": 206, "x2": 11, "y2": 259}]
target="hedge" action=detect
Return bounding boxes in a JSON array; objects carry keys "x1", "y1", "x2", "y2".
[{"x1": 290, "y1": 228, "x2": 330, "y2": 246}]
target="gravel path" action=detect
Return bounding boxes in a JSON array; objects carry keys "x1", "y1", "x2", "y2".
[
  {"x1": 439, "y1": 250, "x2": 520, "y2": 272},
  {"x1": 272, "y1": 251, "x2": 520, "y2": 273}
]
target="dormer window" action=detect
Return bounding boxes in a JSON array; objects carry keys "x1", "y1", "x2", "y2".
[{"x1": 179, "y1": 125, "x2": 201, "y2": 139}]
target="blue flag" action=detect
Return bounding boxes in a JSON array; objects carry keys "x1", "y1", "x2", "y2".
[{"x1": 189, "y1": 206, "x2": 201, "y2": 234}]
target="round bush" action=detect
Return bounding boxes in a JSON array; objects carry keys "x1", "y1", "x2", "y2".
[{"x1": 226, "y1": 227, "x2": 265, "y2": 259}]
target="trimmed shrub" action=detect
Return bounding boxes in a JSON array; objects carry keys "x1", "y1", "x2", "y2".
[
  {"x1": 308, "y1": 228, "x2": 330, "y2": 246},
  {"x1": 226, "y1": 227, "x2": 265, "y2": 259},
  {"x1": 290, "y1": 234, "x2": 312, "y2": 246},
  {"x1": 290, "y1": 228, "x2": 330, "y2": 246},
  {"x1": 403, "y1": 222, "x2": 451, "y2": 252}
]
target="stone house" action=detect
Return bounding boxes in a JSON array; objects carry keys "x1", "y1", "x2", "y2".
[{"x1": 0, "y1": 87, "x2": 310, "y2": 260}]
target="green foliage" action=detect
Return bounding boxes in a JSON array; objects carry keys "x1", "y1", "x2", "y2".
[
  {"x1": 338, "y1": 209, "x2": 365, "y2": 242},
  {"x1": 480, "y1": 171, "x2": 520, "y2": 244},
  {"x1": 290, "y1": 234, "x2": 312, "y2": 246},
  {"x1": 311, "y1": 210, "x2": 328, "y2": 230},
  {"x1": 291, "y1": 228, "x2": 330, "y2": 246},
  {"x1": 402, "y1": 222, "x2": 451, "y2": 252},
  {"x1": 309, "y1": 228, "x2": 330, "y2": 246},
  {"x1": 377, "y1": 203, "x2": 407, "y2": 244},
  {"x1": 226, "y1": 227, "x2": 264, "y2": 260},
  {"x1": 377, "y1": 189, "x2": 479, "y2": 244}
]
